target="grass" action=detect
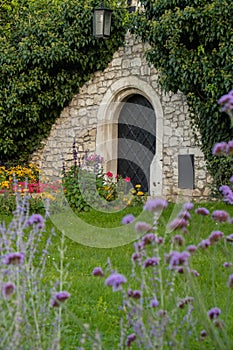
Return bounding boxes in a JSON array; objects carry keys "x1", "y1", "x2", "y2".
[{"x1": 1, "y1": 201, "x2": 233, "y2": 349}]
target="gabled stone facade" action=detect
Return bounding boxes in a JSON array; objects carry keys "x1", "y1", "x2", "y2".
[{"x1": 32, "y1": 32, "x2": 212, "y2": 201}]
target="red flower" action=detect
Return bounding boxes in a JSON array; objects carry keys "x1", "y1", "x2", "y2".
[
  {"x1": 124, "y1": 177, "x2": 131, "y2": 183},
  {"x1": 106, "y1": 171, "x2": 113, "y2": 178}
]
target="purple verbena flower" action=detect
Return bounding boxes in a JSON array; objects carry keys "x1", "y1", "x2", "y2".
[
  {"x1": 178, "y1": 210, "x2": 191, "y2": 220},
  {"x1": 218, "y1": 90, "x2": 233, "y2": 114},
  {"x1": 143, "y1": 198, "x2": 168, "y2": 212},
  {"x1": 219, "y1": 185, "x2": 233, "y2": 205},
  {"x1": 207, "y1": 307, "x2": 221, "y2": 320},
  {"x1": 187, "y1": 245, "x2": 197, "y2": 253},
  {"x1": 212, "y1": 210, "x2": 229, "y2": 222},
  {"x1": 227, "y1": 140, "x2": 233, "y2": 155},
  {"x1": 51, "y1": 291, "x2": 70, "y2": 307},
  {"x1": 223, "y1": 262, "x2": 232, "y2": 268},
  {"x1": 144, "y1": 257, "x2": 159, "y2": 268},
  {"x1": 127, "y1": 289, "x2": 142, "y2": 299},
  {"x1": 122, "y1": 214, "x2": 135, "y2": 225},
  {"x1": 230, "y1": 176, "x2": 233, "y2": 184},
  {"x1": 182, "y1": 202, "x2": 194, "y2": 211},
  {"x1": 155, "y1": 236, "x2": 164, "y2": 244},
  {"x1": 191, "y1": 269, "x2": 200, "y2": 277},
  {"x1": 26, "y1": 213, "x2": 44, "y2": 229},
  {"x1": 105, "y1": 272, "x2": 127, "y2": 291},
  {"x1": 195, "y1": 207, "x2": 210, "y2": 216},
  {"x1": 2, "y1": 282, "x2": 16, "y2": 298},
  {"x1": 92, "y1": 267, "x2": 104, "y2": 277},
  {"x1": 200, "y1": 330, "x2": 207, "y2": 339},
  {"x1": 4, "y1": 252, "x2": 25, "y2": 265},
  {"x1": 166, "y1": 250, "x2": 190, "y2": 268},
  {"x1": 226, "y1": 234, "x2": 233, "y2": 242},
  {"x1": 141, "y1": 233, "x2": 155, "y2": 245},
  {"x1": 171, "y1": 234, "x2": 185, "y2": 246},
  {"x1": 169, "y1": 218, "x2": 188, "y2": 231},
  {"x1": 228, "y1": 274, "x2": 233, "y2": 288},
  {"x1": 126, "y1": 333, "x2": 136, "y2": 347},
  {"x1": 150, "y1": 298, "x2": 159, "y2": 307},
  {"x1": 131, "y1": 252, "x2": 142, "y2": 262},
  {"x1": 177, "y1": 296, "x2": 194, "y2": 308},
  {"x1": 135, "y1": 221, "x2": 152, "y2": 233},
  {"x1": 198, "y1": 239, "x2": 210, "y2": 249},
  {"x1": 212, "y1": 142, "x2": 228, "y2": 155},
  {"x1": 208, "y1": 230, "x2": 224, "y2": 244}
]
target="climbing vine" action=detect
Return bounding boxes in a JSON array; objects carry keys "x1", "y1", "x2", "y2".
[
  {"x1": 131, "y1": 0, "x2": 233, "y2": 190},
  {"x1": 0, "y1": 0, "x2": 128, "y2": 165}
]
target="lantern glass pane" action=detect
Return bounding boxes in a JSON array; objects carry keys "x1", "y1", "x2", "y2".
[
  {"x1": 103, "y1": 11, "x2": 112, "y2": 37},
  {"x1": 94, "y1": 10, "x2": 104, "y2": 36}
]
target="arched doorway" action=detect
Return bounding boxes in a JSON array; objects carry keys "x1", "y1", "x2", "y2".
[{"x1": 117, "y1": 94, "x2": 156, "y2": 192}]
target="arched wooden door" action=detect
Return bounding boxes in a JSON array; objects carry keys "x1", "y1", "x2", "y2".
[{"x1": 117, "y1": 94, "x2": 156, "y2": 193}]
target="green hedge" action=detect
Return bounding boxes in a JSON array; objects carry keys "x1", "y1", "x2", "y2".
[
  {"x1": 0, "y1": 0, "x2": 128, "y2": 165},
  {"x1": 131, "y1": 0, "x2": 233, "y2": 190}
]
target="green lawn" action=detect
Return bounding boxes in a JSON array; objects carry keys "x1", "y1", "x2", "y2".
[{"x1": 1, "y1": 201, "x2": 233, "y2": 349}]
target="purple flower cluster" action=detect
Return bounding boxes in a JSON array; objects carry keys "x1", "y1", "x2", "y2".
[
  {"x1": 177, "y1": 296, "x2": 194, "y2": 309},
  {"x1": 166, "y1": 250, "x2": 190, "y2": 269},
  {"x1": 126, "y1": 333, "x2": 136, "y2": 347},
  {"x1": 150, "y1": 298, "x2": 159, "y2": 307},
  {"x1": 219, "y1": 185, "x2": 233, "y2": 205},
  {"x1": 144, "y1": 257, "x2": 159, "y2": 268},
  {"x1": 51, "y1": 291, "x2": 70, "y2": 307},
  {"x1": 211, "y1": 210, "x2": 229, "y2": 222},
  {"x1": 182, "y1": 202, "x2": 194, "y2": 211},
  {"x1": 195, "y1": 207, "x2": 209, "y2": 216},
  {"x1": 26, "y1": 213, "x2": 44, "y2": 229},
  {"x1": 207, "y1": 307, "x2": 221, "y2": 320},
  {"x1": 122, "y1": 214, "x2": 135, "y2": 225},
  {"x1": 105, "y1": 272, "x2": 127, "y2": 291},
  {"x1": 169, "y1": 203, "x2": 193, "y2": 233},
  {"x1": 228, "y1": 274, "x2": 233, "y2": 288},
  {"x1": 141, "y1": 233, "x2": 155, "y2": 245},
  {"x1": 218, "y1": 89, "x2": 233, "y2": 114},
  {"x1": 4, "y1": 252, "x2": 25, "y2": 265},
  {"x1": 212, "y1": 140, "x2": 233, "y2": 156},
  {"x1": 143, "y1": 198, "x2": 168, "y2": 212},
  {"x1": 171, "y1": 234, "x2": 185, "y2": 246},
  {"x1": 135, "y1": 221, "x2": 152, "y2": 233},
  {"x1": 92, "y1": 267, "x2": 104, "y2": 277},
  {"x1": 209, "y1": 230, "x2": 224, "y2": 244},
  {"x1": 2, "y1": 282, "x2": 16, "y2": 298},
  {"x1": 128, "y1": 289, "x2": 142, "y2": 299}
]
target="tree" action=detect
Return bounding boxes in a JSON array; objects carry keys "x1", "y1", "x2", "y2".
[
  {"x1": 132, "y1": 0, "x2": 233, "y2": 189},
  {"x1": 0, "y1": 0, "x2": 128, "y2": 165}
]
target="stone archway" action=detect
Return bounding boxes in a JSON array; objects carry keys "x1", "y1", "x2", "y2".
[{"x1": 96, "y1": 77, "x2": 164, "y2": 196}]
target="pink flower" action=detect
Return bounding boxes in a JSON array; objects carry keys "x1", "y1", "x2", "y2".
[{"x1": 124, "y1": 176, "x2": 131, "y2": 183}]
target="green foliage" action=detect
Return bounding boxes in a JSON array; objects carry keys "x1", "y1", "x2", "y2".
[
  {"x1": 0, "y1": 0, "x2": 127, "y2": 165},
  {"x1": 131, "y1": 0, "x2": 233, "y2": 190},
  {"x1": 62, "y1": 166, "x2": 92, "y2": 212}
]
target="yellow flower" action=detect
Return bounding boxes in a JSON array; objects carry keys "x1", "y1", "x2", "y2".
[
  {"x1": 137, "y1": 191, "x2": 144, "y2": 196},
  {"x1": 127, "y1": 200, "x2": 131, "y2": 205},
  {"x1": 135, "y1": 184, "x2": 141, "y2": 188},
  {"x1": 131, "y1": 189, "x2": 137, "y2": 194}
]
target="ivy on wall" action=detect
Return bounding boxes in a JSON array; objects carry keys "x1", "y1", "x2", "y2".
[
  {"x1": 131, "y1": 0, "x2": 233, "y2": 190},
  {"x1": 0, "y1": 0, "x2": 128, "y2": 165}
]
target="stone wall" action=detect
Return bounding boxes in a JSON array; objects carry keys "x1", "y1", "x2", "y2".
[{"x1": 32, "y1": 32, "x2": 212, "y2": 201}]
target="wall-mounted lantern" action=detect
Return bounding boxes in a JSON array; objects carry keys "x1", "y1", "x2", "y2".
[{"x1": 93, "y1": 4, "x2": 113, "y2": 39}]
